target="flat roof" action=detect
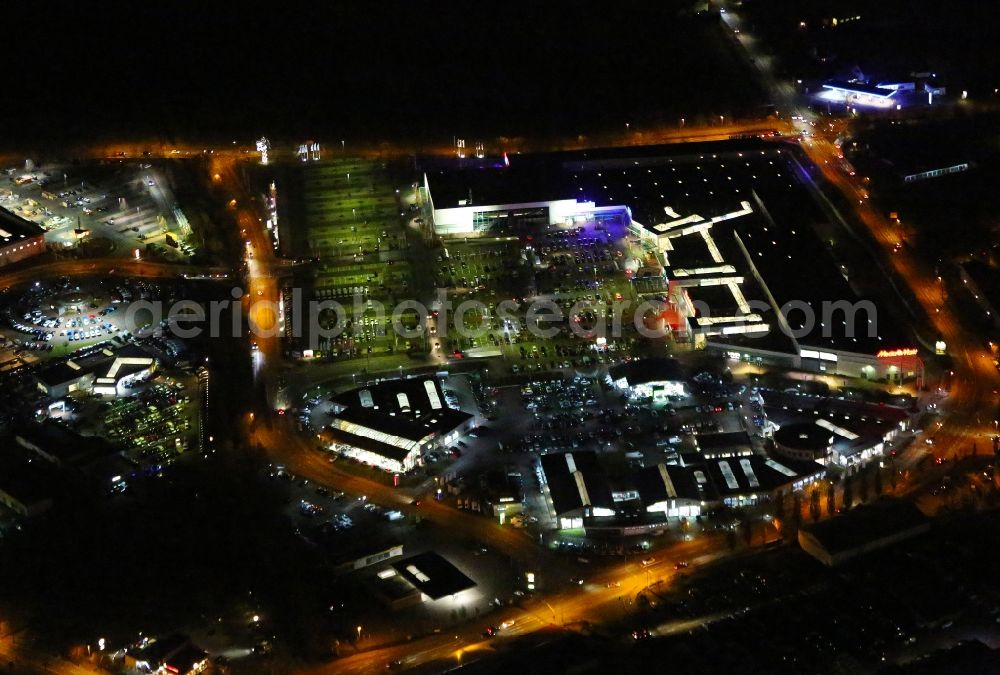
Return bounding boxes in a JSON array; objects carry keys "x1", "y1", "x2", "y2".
[
  {"x1": 773, "y1": 423, "x2": 833, "y2": 451},
  {"x1": 822, "y1": 80, "x2": 896, "y2": 98},
  {"x1": 425, "y1": 155, "x2": 573, "y2": 209},
  {"x1": 633, "y1": 462, "x2": 714, "y2": 505},
  {"x1": 539, "y1": 450, "x2": 615, "y2": 515},
  {"x1": 0, "y1": 448, "x2": 56, "y2": 506},
  {"x1": 325, "y1": 426, "x2": 414, "y2": 462},
  {"x1": 331, "y1": 377, "x2": 471, "y2": 442},
  {"x1": 165, "y1": 644, "x2": 208, "y2": 673},
  {"x1": 0, "y1": 206, "x2": 45, "y2": 246},
  {"x1": 736, "y1": 181, "x2": 911, "y2": 353},
  {"x1": 15, "y1": 418, "x2": 117, "y2": 466},
  {"x1": 695, "y1": 431, "x2": 752, "y2": 452},
  {"x1": 761, "y1": 389, "x2": 910, "y2": 424},
  {"x1": 371, "y1": 570, "x2": 420, "y2": 601},
  {"x1": 35, "y1": 344, "x2": 155, "y2": 389},
  {"x1": 391, "y1": 551, "x2": 475, "y2": 600},
  {"x1": 424, "y1": 138, "x2": 778, "y2": 214},
  {"x1": 607, "y1": 357, "x2": 684, "y2": 387},
  {"x1": 35, "y1": 360, "x2": 90, "y2": 387},
  {"x1": 697, "y1": 454, "x2": 825, "y2": 497}
]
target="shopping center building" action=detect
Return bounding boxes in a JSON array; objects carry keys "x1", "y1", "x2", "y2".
[{"x1": 422, "y1": 140, "x2": 919, "y2": 381}]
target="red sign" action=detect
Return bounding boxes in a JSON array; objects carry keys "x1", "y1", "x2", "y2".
[{"x1": 876, "y1": 348, "x2": 918, "y2": 358}]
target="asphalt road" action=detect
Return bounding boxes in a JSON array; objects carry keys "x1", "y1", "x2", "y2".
[{"x1": 0, "y1": 259, "x2": 228, "y2": 288}]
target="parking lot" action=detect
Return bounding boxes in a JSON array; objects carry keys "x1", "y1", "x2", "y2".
[
  {"x1": 0, "y1": 277, "x2": 169, "y2": 361},
  {"x1": 2, "y1": 161, "x2": 196, "y2": 259},
  {"x1": 97, "y1": 377, "x2": 199, "y2": 471},
  {"x1": 264, "y1": 461, "x2": 523, "y2": 639}
]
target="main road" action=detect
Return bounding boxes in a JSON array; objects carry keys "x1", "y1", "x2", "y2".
[{"x1": 0, "y1": 258, "x2": 228, "y2": 288}]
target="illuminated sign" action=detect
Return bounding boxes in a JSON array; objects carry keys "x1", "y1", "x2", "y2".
[{"x1": 876, "y1": 348, "x2": 918, "y2": 358}]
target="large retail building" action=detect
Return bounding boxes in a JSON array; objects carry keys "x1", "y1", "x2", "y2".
[{"x1": 421, "y1": 140, "x2": 919, "y2": 381}]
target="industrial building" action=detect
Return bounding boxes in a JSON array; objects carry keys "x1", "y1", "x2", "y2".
[
  {"x1": 0, "y1": 206, "x2": 46, "y2": 267},
  {"x1": 537, "y1": 450, "x2": 616, "y2": 530},
  {"x1": 538, "y1": 448, "x2": 825, "y2": 534},
  {"x1": 325, "y1": 376, "x2": 474, "y2": 474}
]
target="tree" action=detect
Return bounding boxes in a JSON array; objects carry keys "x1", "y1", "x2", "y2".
[
  {"x1": 843, "y1": 475, "x2": 853, "y2": 510},
  {"x1": 874, "y1": 465, "x2": 883, "y2": 496},
  {"x1": 826, "y1": 482, "x2": 836, "y2": 516},
  {"x1": 809, "y1": 488, "x2": 821, "y2": 522}
]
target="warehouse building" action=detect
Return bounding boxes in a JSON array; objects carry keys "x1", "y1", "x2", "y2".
[
  {"x1": 325, "y1": 376, "x2": 474, "y2": 474},
  {"x1": 0, "y1": 206, "x2": 46, "y2": 267},
  {"x1": 538, "y1": 450, "x2": 616, "y2": 529},
  {"x1": 539, "y1": 448, "x2": 824, "y2": 533}
]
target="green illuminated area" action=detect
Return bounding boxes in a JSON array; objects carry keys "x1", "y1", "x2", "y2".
[
  {"x1": 99, "y1": 379, "x2": 199, "y2": 469},
  {"x1": 291, "y1": 158, "x2": 415, "y2": 359}
]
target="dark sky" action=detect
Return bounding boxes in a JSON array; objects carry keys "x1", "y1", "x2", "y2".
[{"x1": 2, "y1": 2, "x2": 761, "y2": 148}]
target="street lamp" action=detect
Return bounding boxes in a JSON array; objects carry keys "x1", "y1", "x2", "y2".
[{"x1": 356, "y1": 625, "x2": 362, "y2": 640}]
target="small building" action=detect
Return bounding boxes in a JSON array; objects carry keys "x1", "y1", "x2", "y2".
[
  {"x1": 35, "y1": 360, "x2": 94, "y2": 399},
  {"x1": 333, "y1": 539, "x2": 404, "y2": 574},
  {"x1": 34, "y1": 344, "x2": 156, "y2": 399},
  {"x1": 819, "y1": 80, "x2": 898, "y2": 108},
  {"x1": 762, "y1": 389, "x2": 909, "y2": 471},
  {"x1": 15, "y1": 419, "x2": 118, "y2": 469},
  {"x1": 390, "y1": 551, "x2": 476, "y2": 601},
  {"x1": 367, "y1": 569, "x2": 424, "y2": 611},
  {"x1": 798, "y1": 500, "x2": 931, "y2": 566},
  {"x1": 607, "y1": 357, "x2": 686, "y2": 402}
]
